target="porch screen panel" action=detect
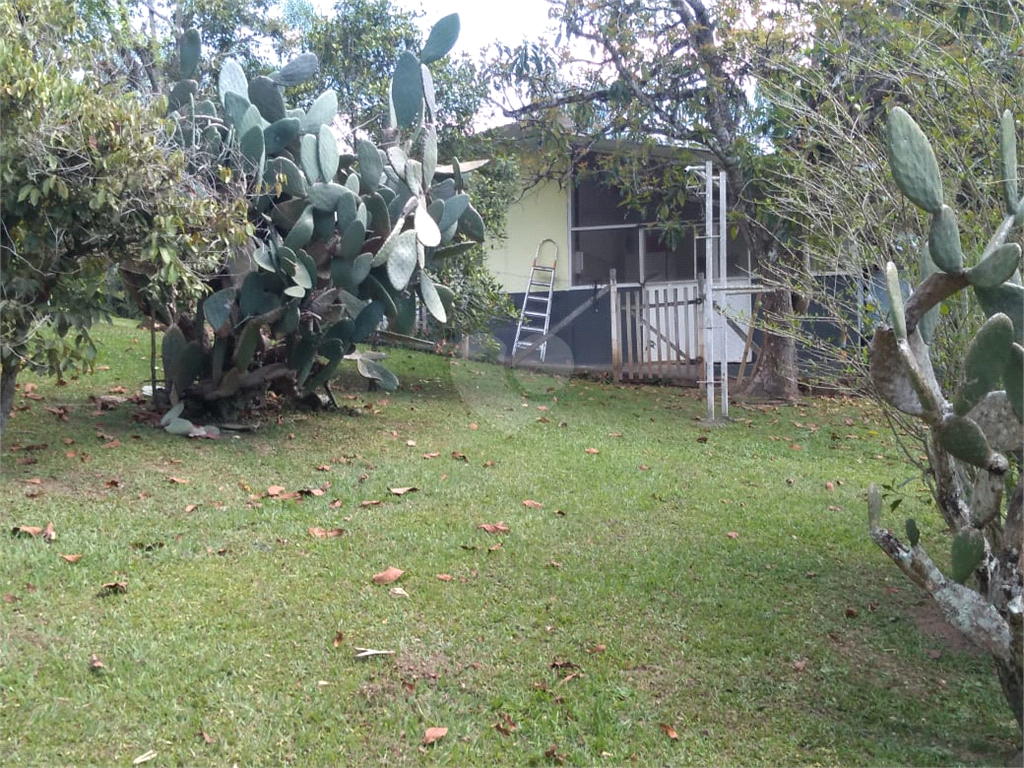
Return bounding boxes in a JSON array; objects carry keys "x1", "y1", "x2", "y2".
[{"x1": 573, "y1": 228, "x2": 640, "y2": 285}]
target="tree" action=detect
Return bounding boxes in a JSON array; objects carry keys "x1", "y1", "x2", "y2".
[
  {"x1": 0, "y1": 0, "x2": 248, "y2": 440},
  {"x1": 487, "y1": 0, "x2": 801, "y2": 400},
  {"x1": 751, "y1": 0, "x2": 1023, "y2": 732},
  {"x1": 867, "y1": 104, "x2": 1022, "y2": 734}
]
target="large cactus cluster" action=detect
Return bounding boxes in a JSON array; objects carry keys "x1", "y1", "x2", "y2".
[
  {"x1": 158, "y1": 14, "x2": 485, "y2": 412},
  {"x1": 868, "y1": 107, "x2": 1023, "y2": 729}
]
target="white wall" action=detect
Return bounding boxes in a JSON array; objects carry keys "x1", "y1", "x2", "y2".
[{"x1": 485, "y1": 182, "x2": 571, "y2": 293}]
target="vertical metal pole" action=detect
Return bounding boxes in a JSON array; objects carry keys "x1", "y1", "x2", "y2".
[
  {"x1": 719, "y1": 169, "x2": 729, "y2": 418},
  {"x1": 609, "y1": 269, "x2": 621, "y2": 382},
  {"x1": 704, "y1": 160, "x2": 714, "y2": 419}
]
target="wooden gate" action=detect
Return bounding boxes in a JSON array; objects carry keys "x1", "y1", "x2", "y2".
[{"x1": 610, "y1": 276, "x2": 702, "y2": 382}]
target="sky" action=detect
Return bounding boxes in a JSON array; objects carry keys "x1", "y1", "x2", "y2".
[{"x1": 395, "y1": 0, "x2": 559, "y2": 55}]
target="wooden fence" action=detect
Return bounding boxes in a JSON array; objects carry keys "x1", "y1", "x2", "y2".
[{"x1": 609, "y1": 271, "x2": 704, "y2": 383}]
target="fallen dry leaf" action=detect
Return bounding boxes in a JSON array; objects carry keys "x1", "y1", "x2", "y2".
[
  {"x1": 584, "y1": 447, "x2": 599, "y2": 454},
  {"x1": 467, "y1": 423, "x2": 478, "y2": 430},
  {"x1": 477, "y1": 522, "x2": 510, "y2": 534},
  {"x1": 389, "y1": 587, "x2": 410, "y2": 598},
  {"x1": 726, "y1": 531, "x2": 739, "y2": 539},
  {"x1": 184, "y1": 503, "x2": 199, "y2": 513},
  {"x1": 11, "y1": 525, "x2": 44, "y2": 538},
  {"x1": 317, "y1": 464, "x2": 331, "y2": 472},
  {"x1": 493, "y1": 713, "x2": 518, "y2": 736},
  {"x1": 406, "y1": 439, "x2": 416, "y2": 446},
  {"x1": 608, "y1": 432, "x2": 623, "y2": 437},
  {"x1": 926, "y1": 649, "x2": 942, "y2": 660},
  {"x1": 168, "y1": 476, "x2": 189, "y2": 485},
  {"x1": 793, "y1": 659, "x2": 807, "y2": 672},
  {"x1": 845, "y1": 606, "x2": 859, "y2": 618},
  {"x1": 332, "y1": 631, "x2": 344, "y2": 648},
  {"x1": 60, "y1": 553, "x2": 82, "y2": 563},
  {"x1": 659, "y1": 723, "x2": 679, "y2": 740},
  {"x1": 436, "y1": 573, "x2": 453, "y2": 582},
  {"x1": 451, "y1": 451, "x2": 468, "y2": 462},
  {"x1": 372, "y1": 566, "x2": 404, "y2": 585},
  {"x1": 388, "y1": 486, "x2": 418, "y2": 496},
  {"x1": 360, "y1": 499, "x2": 382, "y2": 507},
  {"x1": 43, "y1": 522, "x2": 56, "y2": 542},
  {"x1": 422, "y1": 727, "x2": 448, "y2": 746},
  {"x1": 422, "y1": 452, "x2": 440, "y2": 459},
  {"x1": 487, "y1": 541, "x2": 503, "y2": 553},
  {"x1": 825, "y1": 481, "x2": 835, "y2": 491},
  {"x1": 132, "y1": 750, "x2": 157, "y2": 765},
  {"x1": 482, "y1": 459, "x2": 496, "y2": 467},
  {"x1": 96, "y1": 581, "x2": 128, "y2": 597},
  {"x1": 200, "y1": 730, "x2": 214, "y2": 744},
  {"x1": 89, "y1": 653, "x2": 105, "y2": 671},
  {"x1": 586, "y1": 644, "x2": 607, "y2": 654},
  {"x1": 267, "y1": 485, "x2": 286, "y2": 496},
  {"x1": 309, "y1": 527, "x2": 345, "y2": 539},
  {"x1": 522, "y1": 499, "x2": 543, "y2": 509}
]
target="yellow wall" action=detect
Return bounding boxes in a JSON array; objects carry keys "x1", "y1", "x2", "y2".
[{"x1": 485, "y1": 182, "x2": 571, "y2": 293}]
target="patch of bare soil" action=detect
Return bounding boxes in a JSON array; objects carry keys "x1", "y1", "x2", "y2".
[{"x1": 907, "y1": 597, "x2": 987, "y2": 656}]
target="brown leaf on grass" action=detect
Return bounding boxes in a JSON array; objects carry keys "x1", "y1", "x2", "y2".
[
  {"x1": 184, "y1": 504, "x2": 199, "y2": 513},
  {"x1": 488, "y1": 542, "x2": 504, "y2": 554},
  {"x1": 42, "y1": 522, "x2": 56, "y2": 542},
  {"x1": 96, "y1": 581, "x2": 127, "y2": 596},
  {"x1": 483, "y1": 459, "x2": 496, "y2": 467},
  {"x1": 608, "y1": 432, "x2": 623, "y2": 437},
  {"x1": 544, "y1": 745, "x2": 565, "y2": 764},
  {"x1": 389, "y1": 486, "x2": 418, "y2": 496},
  {"x1": 793, "y1": 659, "x2": 807, "y2": 672},
  {"x1": 422, "y1": 727, "x2": 447, "y2": 746},
  {"x1": 199, "y1": 730, "x2": 214, "y2": 744},
  {"x1": 89, "y1": 653, "x2": 105, "y2": 671},
  {"x1": 659, "y1": 723, "x2": 679, "y2": 740},
  {"x1": 61, "y1": 553, "x2": 82, "y2": 563},
  {"x1": 825, "y1": 481, "x2": 835, "y2": 491},
  {"x1": 549, "y1": 660, "x2": 578, "y2": 670},
  {"x1": 844, "y1": 606, "x2": 859, "y2": 618},
  {"x1": 3, "y1": 594, "x2": 18, "y2": 603},
  {"x1": 790, "y1": 443, "x2": 803, "y2": 450},
  {"x1": 522, "y1": 499, "x2": 543, "y2": 509},
  {"x1": 102, "y1": 439, "x2": 120, "y2": 449},
  {"x1": 309, "y1": 527, "x2": 345, "y2": 539},
  {"x1": 405, "y1": 439, "x2": 416, "y2": 446},
  {"x1": 467, "y1": 423, "x2": 478, "y2": 430},
  {"x1": 926, "y1": 649, "x2": 942, "y2": 660},
  {"x1": 402, "y1": 680, "x2": 416, "y2": 694},
  {"x1": 422, "y1": 452, "x2": 440, "y2": 459},
  {"x1": 168, "y1": 476, "x2": 189, "y2": 485},
  {"x1": 584, "y1": 447, "x2": 599, "y2": 455},
  {"x1": 132, "y1": 542, "x2": 164, "y2": 552},
  {"x1": 45, "y1": 406, "x2": 69, "y2": 421},
  {"x1": 493, "y1": 713, "x2": 518, "y2": 736},
  {"x1": 332, "y1": 631, "x2": 344, "y2": 648},
  {"x1": 586, "y1": 644, "x2": 607, "y2": 654},
  {"x1": 726, "y1": 531, "x2": 739, "y2": 539},
  {"x1": 477, "y1": 522, "x2": 510, "y2": 534},
  {"x1": 317, "y1": 464, "x2": 331, "y2": 472},
  {"x1": 360, "y1": 499, "x2": 382, "y2": 507},
  {"x1": 546, "y1": 560, "x2": 562, "y2": 569},
  {"x1": 436, "y1": 573, "x2": 453, "y2": 582},
  {"x1": 17, "y1": 456, "x2": 38, "y2": 465},
  {"x1": 105, "y1": 478, "x2": 122, "y2": 488},
  {"x1": 61, "y1": 437, "x2": 75, "y2": 445},
  {"x1": 372, "y1": 566, "x2": 404, "y2": 585},
  {"x1": 267, "y1": 485, "x2": 286, "y2": 497},
  {"x1": 451, "y1": 451, "x2": 468, "y2": 462},
  {"x1": 11, "y1": 525, "x2": 44, "y2": 538}
]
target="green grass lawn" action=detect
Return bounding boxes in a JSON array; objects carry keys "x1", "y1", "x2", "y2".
[{"x1": 1, "y1": 319, "x2": 1018, "y2": 766}]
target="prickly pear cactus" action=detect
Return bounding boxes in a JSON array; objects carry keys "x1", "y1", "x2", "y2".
[
  {"x1": 158, "y1": 14, "x2": 485, "y2": 410},
  {"x1": 868, "y1": 106, "x2": 1023, "y2": 731}
]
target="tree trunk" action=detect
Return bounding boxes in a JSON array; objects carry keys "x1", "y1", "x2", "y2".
[
  {"x1": 0, "y1": 359, "x2": 19, "y2": 443},
  {"x1": 740, "y1": 288, "x2": 799, "y2": 401}
]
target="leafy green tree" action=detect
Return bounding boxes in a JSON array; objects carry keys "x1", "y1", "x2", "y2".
[
  {"x1": 487, "y1": 0, "x2": 802, "y2": 400},
  {"x1": 0, "y1": 0, "x2": 248, "y2": 440}
]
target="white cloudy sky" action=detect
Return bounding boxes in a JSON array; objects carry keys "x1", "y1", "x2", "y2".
[{"x1": 395, "y1": 0, "x2": 560, "y2": 54}]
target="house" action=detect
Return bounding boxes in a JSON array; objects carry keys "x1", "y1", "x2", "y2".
[{"x1": 484, "y1": 133, "x2": 762, "y2": 384}]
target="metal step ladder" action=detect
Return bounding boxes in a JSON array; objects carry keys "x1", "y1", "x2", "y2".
[{"x1": 512, "y1": 239, "x2": 558, "y2": 362}]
